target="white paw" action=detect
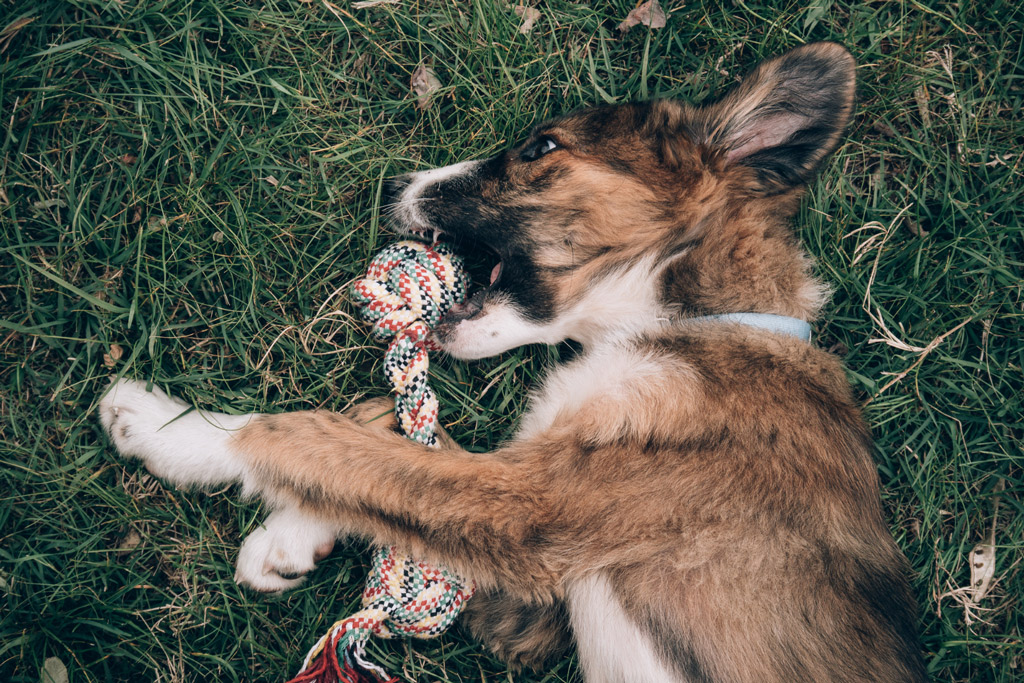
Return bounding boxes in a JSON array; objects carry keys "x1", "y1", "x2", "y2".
[
  {"x1": 98, "y1": 378, "x2": 254, "y2": 487},
  {"x1": 235, "y1": 507, "x2": 338, "y2": 593}
]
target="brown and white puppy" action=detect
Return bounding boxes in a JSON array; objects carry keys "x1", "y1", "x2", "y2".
[{"x1": 99, "y1": 43, "x2": 927, "y2": 682}]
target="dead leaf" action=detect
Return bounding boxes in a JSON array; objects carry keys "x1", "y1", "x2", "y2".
[
  {"x1": 904, "y1": 218, "x2": 928, "y2": 238},
  {"x1": 353, "y1": 0, "x2": 400, "y2": 7},
  {"x1": 969, "y1": 542, "x2": 996, "y2": 602},
  {"x1": 119, "y1": 153, "x2": 137, "y2": 165},
  {"x1": 936, "y1": 481, "x2": 1004, "y2": 626},
  {"x1": 871, "y1": 120, "x2": 896, "y2": 137},
  {"x1": 103, "y1": 343, "x2": 124, "y2": 368},
  {"x1": 514, "y1": 5, "x2": 541, "y2": 34},
  {"x1": 970, "y1": 480, "x2": 1003, "y2": 606},
  {"x1": 212, "y1": 231, "x2": 224, "y2": 243},
  {"x1": 618, "y1": 0, "x2": 667, "y2": 33},
  {"x1": 410, "y1": 63, "x2": 442, "y2": 110},
  {"x1": 40, "y1": 657, "x2": 68, "y2": 683},
  {"x1": 31, "y1": 199, "x2": 66, "y2": 212},
  {"x1": 262, "y1": 175, "x2": 279, "y2": 187},
  {"x1": 117, "y1": 528, "x2": 143, "y2": 556}
]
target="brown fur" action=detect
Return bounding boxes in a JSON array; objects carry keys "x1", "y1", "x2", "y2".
[
  {"x1": 109, "y1": 43, "x2": 925, "y2": 681},
  {"x1": 230, "y1": 43, "x2": 923, "y2": 681},
  {"x1": 235, "y1": 327, "x2": 921, "y2": 676}
]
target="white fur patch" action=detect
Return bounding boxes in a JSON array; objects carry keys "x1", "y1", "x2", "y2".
[
  {"x1": 440, "y1": 293, "x2": 558, "y2": 360},
  {"x1": 517, "y1": 342, "x2": 673, "y2": 441},
  {"x1": 98, "y1": 378, "x2": 253, "y2": 487},
  {"x1": 396, "y1": 159, "x2": 482, "y2": 229},
  {"x1": 793, "y1": 253, "x2": 832, "y2": 318},
  {"x1": 568, "y1": 573, "x2": 681, "y2": 683},
  {"x1": 235, "y1": 506, "x2": 338, "y2": 593},
  {"x1": 442, "y1": 256, "x2": 667, "y2": 360}
]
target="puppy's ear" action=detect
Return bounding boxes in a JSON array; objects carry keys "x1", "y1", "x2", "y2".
[{"x1": 697, "y1": 42, "x2": 856, "y2": 194}]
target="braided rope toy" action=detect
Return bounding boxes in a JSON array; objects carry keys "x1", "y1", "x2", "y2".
[{"x1": 286, "y1": 241, "x2": 476, "y2": 683}]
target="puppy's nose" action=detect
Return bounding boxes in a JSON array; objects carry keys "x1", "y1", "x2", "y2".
[{"x1": 383, "y1": 175, "x2": 412, "y2": 205}]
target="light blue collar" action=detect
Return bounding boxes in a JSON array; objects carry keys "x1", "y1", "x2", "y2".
[{"x1": 686, "y1": 313, "x2": 812, "y2": 342}]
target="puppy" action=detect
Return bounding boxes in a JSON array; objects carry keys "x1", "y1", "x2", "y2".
[{"x1": 99, "y1": 43, "x2": 927, "y2": 682}]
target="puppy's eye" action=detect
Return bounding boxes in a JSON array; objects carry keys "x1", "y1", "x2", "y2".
[{"x1": 521, "y1": 136, "x2": 559, "y2": 162}]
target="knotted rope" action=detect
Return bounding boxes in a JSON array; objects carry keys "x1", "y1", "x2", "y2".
[{"x1": 286, "y1": 241, "x2": 475, "y2": 683}]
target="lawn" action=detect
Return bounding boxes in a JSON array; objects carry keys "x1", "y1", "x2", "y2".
[{"x1": 1, "y1": 1, "x2": 1021, "y2": 681}]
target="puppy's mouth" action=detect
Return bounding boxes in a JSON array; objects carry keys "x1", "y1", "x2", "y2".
[
  {"x1": 403, "y1": 219, "x2": 445, "y2": 245},
  {"x1": 397, "y1": 222, "x2": 503, "y2": 325},
  {"x1": 443, "y1": 261, "x2": 502, "y2": 322}
]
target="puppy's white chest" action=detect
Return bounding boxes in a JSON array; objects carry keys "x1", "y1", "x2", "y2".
[{"x1": 515, "y1": 344, "x2": 668, "y2": 441}]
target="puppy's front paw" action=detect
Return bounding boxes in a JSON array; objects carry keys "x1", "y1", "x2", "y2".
[
  {"x1": 99, "y1": 379, "x2": 187, "y2": 458},
  {"x1": 235, "y1": 507, "x2": 337, "y2": 593},
  {"x1": 98, "y1": 378, "x2": 253, "y2": 487}
]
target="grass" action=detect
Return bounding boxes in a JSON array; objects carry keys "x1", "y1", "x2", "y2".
[{"x1": 1, "y1": 0, "x2": 1021, "y2": 681}]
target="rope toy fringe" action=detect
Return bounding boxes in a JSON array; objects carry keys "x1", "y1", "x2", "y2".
[{"x1": 286, "y1": 241, "x2": 475, "y2": 683}]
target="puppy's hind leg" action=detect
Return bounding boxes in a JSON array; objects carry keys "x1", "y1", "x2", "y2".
[{"x1": 460, "y1": 590, "x2": 572, "y2": 672}]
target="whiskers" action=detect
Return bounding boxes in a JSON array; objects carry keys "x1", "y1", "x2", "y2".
[
  {"x1": 380, "y1": 196, "x2": 432, "y2": 212},
  {"x1": 380, "y1": 197, "x2": 433, "y2": 221},
  {"x1": 379, "y1": 195, "x2": 442, "y2": 242}
]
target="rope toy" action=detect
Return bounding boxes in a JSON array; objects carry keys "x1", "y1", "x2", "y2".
[{"x1": 286, "y1": 240, "x2": 475, "y2": 683}]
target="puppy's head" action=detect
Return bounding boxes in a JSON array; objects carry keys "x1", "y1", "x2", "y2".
[{"x1": 385, "y1": 43, "x2": 856, "y2": 359}]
